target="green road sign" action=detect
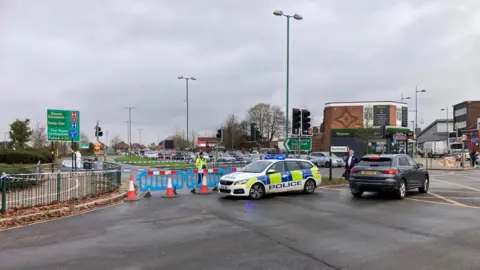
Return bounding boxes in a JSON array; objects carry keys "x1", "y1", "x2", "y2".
[
  {"x1": 47, "y1": 109, "x2": 80, "y2": 142},
  {"x1": 79, "y1": 143, "x2": 89, "y2": 149},
  {"x1": 284, "y1": 137, "x2": 312, "y2": 151}
]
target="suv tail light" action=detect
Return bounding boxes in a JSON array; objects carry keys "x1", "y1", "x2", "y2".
[
  {"x1": 350, "y1": 169, "x2": 359, "y2": 173},
  {"x1": 380, "y1": 169, "x2": 397, "y2": 175}
]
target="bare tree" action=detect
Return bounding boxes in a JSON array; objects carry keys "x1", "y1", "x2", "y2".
[
  {"x1": 30, "y1": 121, "x2": 47, "y2": 148},
  {"x1": 110, "y1": 136, "x2": 122, "y2": 150},
  {"x1": 80, "y1": 132, "x2": 89, "y2": 143},
  {"x1": 222, "y1": 114, "x2": 248, "y2": 149},
  {"x1": 245, "y1": 103, "x2": 285, "y2": 142}
]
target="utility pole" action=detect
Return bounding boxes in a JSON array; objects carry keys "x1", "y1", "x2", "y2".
[
  {"x1": 124, "y1": 107, "x2": 135, "y2": 156},
  {"x1": 415, "y1": 86, "x2": 426, "y2": 155},
  {"x1": 138, "y1": 128, "x2": 143, "y2": 145}
]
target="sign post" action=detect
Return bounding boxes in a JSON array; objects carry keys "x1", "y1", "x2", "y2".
[
  {"x1": 329, "y1": 146, "x2": 349, "y2": 180},
  {"x1": 283, "y1": 137, "x2": 312, "y2": 152},
  {"x1": 47, "y1": 109, "x2": 80, "y2": 171}
]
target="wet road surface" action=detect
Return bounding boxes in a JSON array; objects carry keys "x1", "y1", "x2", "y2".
[{"x1": 1, "y1": 170, "x2": 480, "y2": 269}]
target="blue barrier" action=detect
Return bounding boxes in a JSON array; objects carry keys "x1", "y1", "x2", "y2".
[{"x1": 136, "y1": 168, "x2": 231, "y2": 192}]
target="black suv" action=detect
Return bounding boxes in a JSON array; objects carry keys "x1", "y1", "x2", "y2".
[{"x1": 348, "y1": 154, "x2": 429, "y2": 199}]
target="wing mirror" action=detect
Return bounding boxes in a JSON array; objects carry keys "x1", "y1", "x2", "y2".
[
  {"x1": 266, "y1": 169, "x2": 276, "y2": 174},
  {"x1": 417, "y1": 163, "x2": 424, "y2": 169}
]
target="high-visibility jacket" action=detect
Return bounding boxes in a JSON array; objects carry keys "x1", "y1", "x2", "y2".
[{"x1": 196, "y1": 157, "x2": 206, "y2": 170}]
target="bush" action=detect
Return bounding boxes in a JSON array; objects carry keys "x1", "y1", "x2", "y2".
[
  {"x1": 26, "y1": 148, "x2": 52, "y2": 161},
  {"x1": 0, "y1": 150, "x2": 50, "y2": 164}
]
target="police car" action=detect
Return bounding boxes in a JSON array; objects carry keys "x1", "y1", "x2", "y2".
[{"x1": 217, "y1": 156, "x2": 322, "y2": 200}]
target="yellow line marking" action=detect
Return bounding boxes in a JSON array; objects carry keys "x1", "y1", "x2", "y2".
[
  {"x1": 405, "y1": 197, "x2": 456, "y2": 206},
  {"x1": 428, "y1": 192, "x2": 466, "y2": 206},
  {"x1": 319, "y1": 187, "x2": 344, "y2": 191},
  {"x1": 434, "y1": 179, "x2": 480, "y2": 192}
]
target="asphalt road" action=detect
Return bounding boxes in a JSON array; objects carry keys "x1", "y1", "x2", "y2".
[{"x1": 2, "y1": 170, "x2": 480, "y2": 269}]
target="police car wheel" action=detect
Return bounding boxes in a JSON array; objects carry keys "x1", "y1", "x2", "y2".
[
  {"x1": 303, "y1": 179, "x2": 316, "y2": 194},
  {"x1": 249, "y1": 183, "x2": 265, "y2": 200}
]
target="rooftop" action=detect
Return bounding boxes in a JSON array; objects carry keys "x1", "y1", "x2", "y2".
[
  {"x1": 325, "y1": 101, "x2": 408, "y2": 107},
  {"x1": 417, "y1": 119, "x2": 453, "y2": 138}
]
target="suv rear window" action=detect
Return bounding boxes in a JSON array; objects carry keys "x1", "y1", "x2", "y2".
[{"x1": 357, "y1": 157, "x2": 392, "y2": 167}]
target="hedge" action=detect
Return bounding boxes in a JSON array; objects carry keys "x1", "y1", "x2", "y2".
[{"x1": 0, "y1": 150, "x2": 50, "y2": 164}]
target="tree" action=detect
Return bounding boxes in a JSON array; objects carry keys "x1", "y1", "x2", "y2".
[
  {"x1": 9, "y1": 118, "x2": 32, "y2": 149},
  {"x1": 244, "y1": 103, "x2": 286, "y2": 142},
  {"x1": 80, "y1": 132, "x2": 89, "y2": 143},
  {"x1": 168, "y1": 133, "x2": 189, "y2": 149},
  {"x1": 222, "y1": 114, "x2": 248, "y2": 150},
  {"x1": 148, "y1": 142, "x2": 156, "y2": 149},
  {"x1": 110, "y1": 136, "x2": 122, "y2": 150},
  {"x1": 30, "y1": 121, "x2": 47, "y2": 148}
]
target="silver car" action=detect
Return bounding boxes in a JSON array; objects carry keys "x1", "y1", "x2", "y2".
[{"x1": 309, "y1": 152, "x2": 345, "y2": 168}]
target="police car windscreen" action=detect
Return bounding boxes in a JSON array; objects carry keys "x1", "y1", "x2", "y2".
[
  {"x1": 242, "y1": 161, "x2": 272, "y2": 173},
  {"x1": 357, "y1": 157, "x2": 392, "y2": 167}
]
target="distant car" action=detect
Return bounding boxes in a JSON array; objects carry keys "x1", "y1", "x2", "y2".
[
  {"x1": 309, "y1": 152, "x2": 344, "y2": 168},
  {"x1": 348, "y1": 154, "x2": 429, "y2": 199}
]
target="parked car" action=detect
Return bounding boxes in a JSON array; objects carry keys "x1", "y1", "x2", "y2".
[
  {"x1": 308, "y1": 152, "x2": 344, "y2": 168},
  {"x1": 348, "y1": 154, "x2": 429, "y2": 199}
]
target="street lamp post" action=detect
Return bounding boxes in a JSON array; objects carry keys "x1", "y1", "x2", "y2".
[
  {"x1": 273, "y1": 10, "x2": 303, "y2": 141},
  {"x1": 178, "y1": 76, "x2": 197, "y2": 149},
  {"x1": 441, "y1": 107, "x2": 449, "y2": 148},
  {"x1": 401, "y1": 93, "x2": 411, "y2": 103},
  {"x1": 415, "y1": 86, "x2": 426, "y2": 154}
]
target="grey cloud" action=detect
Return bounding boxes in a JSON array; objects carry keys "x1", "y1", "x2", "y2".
[{"x1": 1, "y1": 0, "x2": 479, "y2": 144}]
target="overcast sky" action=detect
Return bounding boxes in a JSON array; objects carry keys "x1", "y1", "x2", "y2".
[{"x1": 1, "y1": 0, "x2": 479, "y2": 144}]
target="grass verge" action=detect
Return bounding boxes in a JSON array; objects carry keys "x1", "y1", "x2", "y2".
[
  {"x1": 320, "y1": 178, "x2": 348, "y2": 186},
  {"x1": 0, "y1": 163, "x2": 39, "y2": 174}
]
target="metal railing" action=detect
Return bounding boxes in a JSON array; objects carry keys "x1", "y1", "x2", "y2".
[{"x1": 1, "y1": 169, "x2": 121, "y2": 214}]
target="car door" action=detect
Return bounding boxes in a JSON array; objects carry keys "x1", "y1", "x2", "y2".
[
  {"x1": 397, "y1": 156, "x2": 417, "y2": 186},
  {"x1": 285, "y1": 161, "x2": 304, "y2": 191},
  {"x1": 266, "y1": 161, "x2": 287, "y2": 193},
  {"x1": 406, "y1": 155, "x2": 424, "y2": 186}
]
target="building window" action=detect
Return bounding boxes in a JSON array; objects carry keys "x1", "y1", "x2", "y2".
[
  {"x1": 454, "y1": 108, "x2": 466, "y2": 117},
  {"x1": 455, "y1": 121, "x2": 467, "y2": 129}
]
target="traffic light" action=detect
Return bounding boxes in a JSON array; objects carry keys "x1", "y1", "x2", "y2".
[
  {"x1": 95, "y1": 126, "x2": 103, "y2": 137},
  {"x1": 301, "y1": 109, "x2": 311, "y2": 135},
  {"x1": 216, "y1": 129, "x2": 222, "y2": 139},
  {"x1": 255, "y1": 128, "x2": 262, "y2": 142},
  {"x1": 385, "y1": 130, "x2": 392, "y2": 139},
  {"x1": 292, "y1": 108, "x2": 301, "y2": 135},
  {"x1": 380, "y1": 125, "x2": 386, "y2": 139},
  {"x1": 250, "y1": 123, "x2": 256, "y2": 141}
]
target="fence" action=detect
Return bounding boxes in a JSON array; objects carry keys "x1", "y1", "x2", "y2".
[
  {"x1": 414, "y1": 156, "x2": 474, "y2": 170},
  {"x1": 0, "y1": 169, "x2": 121, "y2": 214},
  {"x1": 137, "y1": 167, "x2": 239, "y2": 191}
]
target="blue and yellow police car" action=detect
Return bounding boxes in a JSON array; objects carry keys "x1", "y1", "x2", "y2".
[{"x1": 217, "y1": 156, "x2": 322, "y2": 200}]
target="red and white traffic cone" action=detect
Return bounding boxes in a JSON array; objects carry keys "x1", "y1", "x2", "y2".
[
  {"x1": 197, "y1": 170, "x2": 212, "y2": 195},
  {"x1": 162, "y1": 171, "x2": 178, "y2": 198},
  {"x1": 125, "y1": 174, "x2": 140, "y2": 201}
]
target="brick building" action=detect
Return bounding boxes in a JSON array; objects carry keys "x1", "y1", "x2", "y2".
[
  {"x1": 313, "y1": 101, "x2": 411, "y2": 155},
  {"x1": 453, "y1": 100, "x2": 480, "y2": 131}
]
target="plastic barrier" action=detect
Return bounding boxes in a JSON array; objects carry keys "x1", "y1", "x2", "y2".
[
  {"x1": 136, "y1": 167, "x2": 241, "y2": 192},
  {"x1": 184, "y1": 168, "x2": 225, "y2": 189}
]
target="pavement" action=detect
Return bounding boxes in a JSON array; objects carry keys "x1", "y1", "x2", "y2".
[{"x1": 1, "y1": 169, "x2": 480, "y2": 269}]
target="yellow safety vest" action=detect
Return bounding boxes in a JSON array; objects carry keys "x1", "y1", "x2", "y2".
[{"x1": 196, "y1": 157, "x2": 206, "y2": 170}]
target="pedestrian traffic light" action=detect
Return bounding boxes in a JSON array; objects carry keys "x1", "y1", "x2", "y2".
[
  {"x1": 292, "y1": 108, "x2": 301, "y2": 135},
  {"x1": 95, "y1": 126, "x2": 103, "y2": 137},
  {"x1": 301, "y1": 109, "x2": 311, "y2": 135},
  {"x1": 385, "y1": 130, "x2": 392, "y2": 139},
  {"x1": 380, "y1": 125, "x2": 386, "y2": 139},
  {"x1": 216, "y1": 129, "x2": 222, "y2": 139}
]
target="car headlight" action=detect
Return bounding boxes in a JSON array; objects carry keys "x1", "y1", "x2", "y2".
[{"x1": 234, "y1": 180, "x2": 248, "y2": 185}]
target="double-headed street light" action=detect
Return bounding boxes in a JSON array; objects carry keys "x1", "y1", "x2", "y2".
[
  {"x1": 178, "y1": 76, "x2": 197, "y2": 149},
  {"x1": 273, "y1": 10, "x2": 303, "y2": 140}
]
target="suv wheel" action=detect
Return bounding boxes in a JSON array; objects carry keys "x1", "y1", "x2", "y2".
[
  {"x1": 418, "y1": 177, "x2": 429, "y2": 193},
  {"x1": 396, "y1": 179, "x2": 407, "y2": 199}
]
